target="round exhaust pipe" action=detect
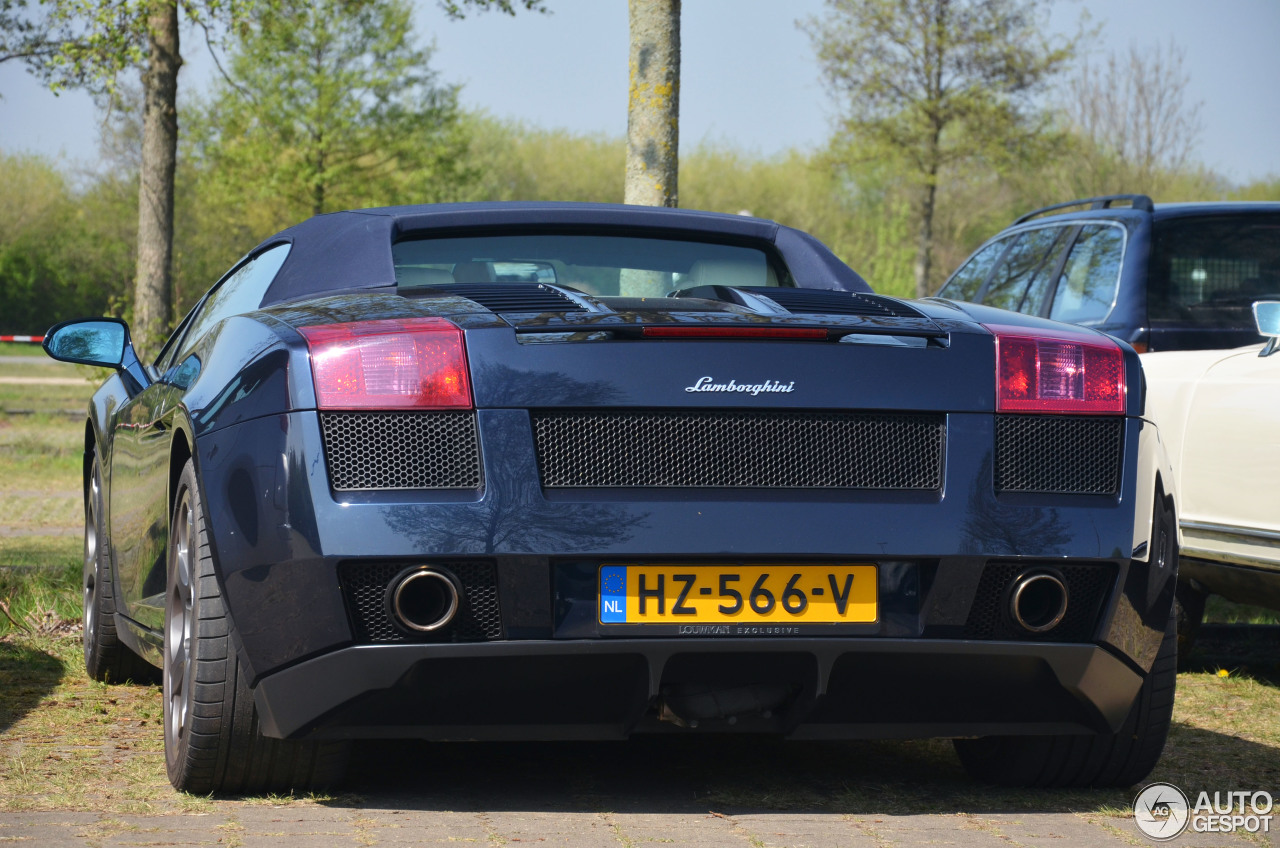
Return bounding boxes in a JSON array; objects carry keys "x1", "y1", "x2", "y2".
[
  {"x1": 1009, "y1": 570, "x2": 1069, "y2": 633},
  {"x1": 387, "y1": 567, "x2": 461, "y2": 632}
]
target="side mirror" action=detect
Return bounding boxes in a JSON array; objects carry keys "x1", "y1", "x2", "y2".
[
  {"x1": 43, "y1": 318, "x2": 128, "y2": 367},
  {"x1": 1253, "y1": 301, "x2": 1280, "y2": 357},
  {"x1": 42, "y1": 317, "x2": 151, "y2": 393}
]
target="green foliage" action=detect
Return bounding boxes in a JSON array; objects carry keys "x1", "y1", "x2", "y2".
[
  {"x1": 1231, "y1": 178, "x2": 1280, "y2": 202},
  {"x1": 0, "y1": 152, "x2": 135, "y2": 332},
  {"x1": 1, "y1": 3, "x2": 1269, "y2": 328},
  {"x1": 0, "y1": 0, "x2": 143, "y2": 94},
  {"x1": 1005, "y1": 140, "x2": 1230, "y2": 208},
  {"x1": 0, "y1": 0, "x2": 248, "y2": 94},
  {"x1": 806, "y1": 0, "x2": 1078, "y2": 179},
  {"x1": 804, "y1": 0, "x2": 1085, "y2": 295},
  {"x1": 436, "y1": 0, "x2": 547, "y2": 18},
  {"x1": 186, "y1": 0, "x2": 469, "y2": 238},
  {"x1": 681, "y1": 144, "x2": 915, "y2": 296},
  {"x1": 460, "y1": 115, "x2": 624, "y2": 202}
]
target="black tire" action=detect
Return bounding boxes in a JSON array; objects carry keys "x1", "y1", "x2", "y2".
[
  {"x1": 954, "y1": 488, "x2": 1179, "y2": 788},
  {"x1": 164, "y1": 459, "x2": 348, "y2": 794},
  {"x1": 954, "y1": 603, "x2": 1176, "y2": 787},
  {"x1": 83, "y1": 453, "x2": 157, "y2": 684}
]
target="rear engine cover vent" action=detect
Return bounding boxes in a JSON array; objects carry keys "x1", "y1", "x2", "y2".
[
  {"x1": 738, "y1": 287, "x2": 926, "y2": 319},
  {"x1": 532, "y1": 409, "x2": 945, "y2": 489},
  {"x1": 430, "y1": 283, "x2": 581, "y2": 313},
  {"x1": 995, "y1": 415, "x2": 1122, "y2": 495}
]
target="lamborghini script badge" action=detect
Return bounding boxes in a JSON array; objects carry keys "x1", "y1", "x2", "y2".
[{"x1": 685, "y1": 377, "x2": 795, "y2": 396}]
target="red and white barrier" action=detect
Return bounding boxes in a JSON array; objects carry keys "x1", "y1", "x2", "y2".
[{"x1": 0, "y1": 335, "x2": 43, "y2": 343}]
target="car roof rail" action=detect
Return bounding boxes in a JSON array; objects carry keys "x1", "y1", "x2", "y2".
[{"x1": 1013, "y1": 194, "x2": 1155, "y2": 225}]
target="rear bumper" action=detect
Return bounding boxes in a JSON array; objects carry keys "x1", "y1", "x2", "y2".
[
  {"x1": 252, "y1": 637, "x2": 1143, "y2": 742},
  {"x1": 197, "y1": 408, "x2": 1175, "y2": 685}
]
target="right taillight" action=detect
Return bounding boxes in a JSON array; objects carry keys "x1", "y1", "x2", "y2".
[
  {"x1": 298, "y1": 317, "x2": 472, "y2": 410},
  {"x1": 986, "y1": 324, "x2": 1126, "y2": 414}
]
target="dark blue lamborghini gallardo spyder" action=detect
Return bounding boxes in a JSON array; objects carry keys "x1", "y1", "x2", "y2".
[{"x1": 43, "y1": 203, "x2": 1179, "y2": 794}]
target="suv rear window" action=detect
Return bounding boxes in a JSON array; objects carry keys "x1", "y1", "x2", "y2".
[
  {"x1": 1150, "y1": 215, "x2": 1280, "y2": 328},
  {"x1": 392, "y1": 234, "x2": 786, "y2": 298}
]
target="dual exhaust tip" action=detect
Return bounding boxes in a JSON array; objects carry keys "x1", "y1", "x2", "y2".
[
  {"x1": 387, "y1": 567, "x2": 461, "y2": 632},
  {"x1": 1008, "y1": 568, "x2": 1069, "y2": 633},
  {"x1": 383, "y1": 564, "x2": 1067, "y2": 636}
]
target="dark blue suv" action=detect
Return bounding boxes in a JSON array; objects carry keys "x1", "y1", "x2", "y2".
[{"x1": 935, "y1": 194, "x2": 1280, "y2": 352}]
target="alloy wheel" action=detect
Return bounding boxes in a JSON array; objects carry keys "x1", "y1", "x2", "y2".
[
  {"x1": 82, "y1": 468, "x2": 100, "y2": 662},
  {"x1": 164, "y1": 491, "x2": 196, "y2": 759}
]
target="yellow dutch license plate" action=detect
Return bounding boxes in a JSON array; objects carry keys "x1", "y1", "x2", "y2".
[{"x1": 598, "y1": 564, "x2": 877, "y2": 624}]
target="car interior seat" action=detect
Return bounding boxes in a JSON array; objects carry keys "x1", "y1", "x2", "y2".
[
  {"x1": 452, "y1": 261, "x2": 496, "y2": 283},
  {"x1": 395, "y1": 267, "x2": 455, "y2": 287}
]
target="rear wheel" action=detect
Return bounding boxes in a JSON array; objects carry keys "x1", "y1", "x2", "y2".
[
  {"x1": 954, "y1": 603, "x2": 1176, "y2": 787},
  {"x1": 164, "y1": 459, "x2": 348, "y2": 794},
  {"x1": 83, "y1": 454, "x2": 156, "y2": 683},
  {"x1": 954, "y1": 488, "x2": 1178, "y2": 788}
]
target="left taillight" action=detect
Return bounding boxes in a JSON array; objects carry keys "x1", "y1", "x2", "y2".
[
  {"x1": 986, "y1": 324, "x2": 1126, "y2": 415},
  {"x1": 298, "y1": 317, "x2": 472, "y2": 410}
]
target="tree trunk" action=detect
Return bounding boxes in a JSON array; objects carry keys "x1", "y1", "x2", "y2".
[
  {"x1": 912, "y1": 3, "x2": 946, "y2": 300},
  {"x1": 913, "y1": 173, "x2": 937, "y2": 299},
  {"x1": 314, "y1": 142, "x2": 326, "y2": 216},
  {"x1": 624, "y1": 0, "x2": 679, "y2": 208},
  {"x1": 134, "y1": 0, "x2": 181, "y2": 357}
]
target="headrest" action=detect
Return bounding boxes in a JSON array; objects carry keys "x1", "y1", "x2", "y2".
[
  {"x1": 452, "y1": 261, "x2": 495, "y2": 283},
  {"x1": 688, "y1": 259, "x2": 771, "y2": 288},
  {"x1": 396, "y1": 266, "x2": 455, "y2": 287}
]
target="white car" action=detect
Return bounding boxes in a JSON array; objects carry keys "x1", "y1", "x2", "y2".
[{"x1": 1141, "y1": 302, "x2": 1280, "y2": 648}]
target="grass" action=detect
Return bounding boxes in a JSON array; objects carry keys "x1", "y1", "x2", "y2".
[
  {"x1": 0, "y1": 348, "x2": 91, "y2": 636},
  {"x1": 0, "y1": 341, "x2": 47, "y2": 357},
  {"x1": 1205, "y1": 595, "x2": 1280, "y2": 625},
  {"x1": 3, "y1": 634, "x2": 1277, "y2": 818},
  {"x1": 0, "y1": 378, "x2": 86, "y2": 637},
  {"x1": 0, "y1": 634, "x2": 172, "y2": 812},
  {"x1": 0, "y1": 552, "x2": 81, "y2": 637},
  {"x1": 0, "y1": 351, "x2": 1278, "y2": 824},
  {"x1": 0, "y1": 414, "x2": 83, "y2": 490}
]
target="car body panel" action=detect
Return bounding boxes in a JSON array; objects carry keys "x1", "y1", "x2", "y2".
[
  {"x1": 58, "y1": 202, "x2": 1175, "y2": 746},
  {"x1": 251, "y1": 639, "x2": 1145, "y2": 741},
  {"x1": 1142, "y1": 343, "x2": 1280, "y2": 606},
  {"x1": 191, "y1": 405, "x2": 1169, "y2": 683}
]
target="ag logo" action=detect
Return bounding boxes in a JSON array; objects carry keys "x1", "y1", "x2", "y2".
[{"x1": 1134, "y1": 782, "x2": 1190, "y2": 840}]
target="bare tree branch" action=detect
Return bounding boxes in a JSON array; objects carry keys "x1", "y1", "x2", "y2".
[{"x1": 1062, "y1": 40, "x2": 1204, "y2": 196}]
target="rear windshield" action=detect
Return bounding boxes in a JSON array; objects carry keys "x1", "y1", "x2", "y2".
[
  {"x1": 1150, "y1": 215, "x2": 1280, "y2": 327},
  {"x1": 391, "y1": 234, "x2": 785, "y2": 298}
]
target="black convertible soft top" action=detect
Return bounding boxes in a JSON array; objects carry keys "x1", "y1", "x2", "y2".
[{"x1": 256, "y1": 202, "x2": 871, "y2": 306}]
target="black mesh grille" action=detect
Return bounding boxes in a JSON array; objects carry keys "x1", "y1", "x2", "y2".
[
  {"x1": 995, "y1": 415, "x2": 1122, "y2": 495},
  {"x1": 338, "y1": 561, "x2": 503, "y2": 643},
  {"x1": 434, "y1": 283, "x2": 580, "y2": 313},
  {"x1": 963, "y1": 563, "x2": 1116, "y2": 642},
  {"x1": 319, "y1": 412, "x2": 481, "y2": 491},
  {"x1": 532, "y1": 410, "x2": 945, "y2": 489},
  {"x1": 736, "y1": 287, "x2": 925, "y2": 319}
]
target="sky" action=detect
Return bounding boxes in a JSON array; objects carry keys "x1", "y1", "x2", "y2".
[{"x1": 1, "y1": 0, "x2": 1277, "y2": 184}]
